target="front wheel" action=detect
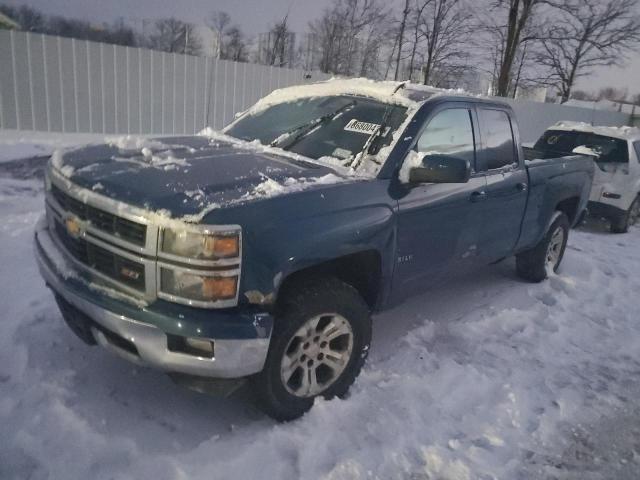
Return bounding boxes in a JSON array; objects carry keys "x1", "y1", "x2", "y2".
[
  {"x1": 516, "y1": 212, "x2": 569, "y2": 282},
  {"x1": 610, "y1": 196, "x2": 640, "y2": 234},
  {"x1": 251, "y1": 276, "x2": 371, "y2": 421}
]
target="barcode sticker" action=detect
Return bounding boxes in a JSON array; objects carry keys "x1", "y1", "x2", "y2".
[{"x1": 344, "y1": 119, "x2": 382, "y2": 135}]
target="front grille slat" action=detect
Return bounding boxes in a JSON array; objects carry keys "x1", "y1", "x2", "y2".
[{"x1": 52, "y1": 184, "x2": 147, "y2": 246}]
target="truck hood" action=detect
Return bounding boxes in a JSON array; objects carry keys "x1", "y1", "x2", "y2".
[{"x1": 52, "y1": 135, "x2": 347, "y2": 220}]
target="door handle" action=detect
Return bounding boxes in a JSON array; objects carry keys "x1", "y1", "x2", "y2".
[
  {"x1": 470, "y1": 190, "x2": 488, "y2": 202},
  {"x1": 516, "y1": 182, "x2": 527, "y2": 192}
]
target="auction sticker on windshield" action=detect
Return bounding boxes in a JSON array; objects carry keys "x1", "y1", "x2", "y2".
[{"x1": 344, "y1": 119, "x2": 384, "y2": 135}]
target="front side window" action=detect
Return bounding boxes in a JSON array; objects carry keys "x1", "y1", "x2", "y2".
[
  {"x1": 414, "y1": 108, "x2": 475, "y2": 165},
  {"x1": 478, "y1": 109, "x2": 516, "y2": 170},
  {"x1": 225, "y1": 95, "x2": 407, "y2": 164},
  {"x1": 634, "y1": 141, "x2": 640, "y2": 161}
]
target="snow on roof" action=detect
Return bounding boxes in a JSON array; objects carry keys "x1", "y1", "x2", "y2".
[
  {"x1": 235, "y1": 78, "x2": 476, "y2": 118},
  {"x1": 549, "y1": 121, "x2": 640, "y2": 142}
]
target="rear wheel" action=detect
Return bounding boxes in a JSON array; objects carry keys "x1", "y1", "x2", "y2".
[
  {"x1": 610, "y1": 196, "x2": 640, "y2": 234},
  {"x1": 516, "y1": 212, "x2": 569, "y2": 282},
  {"x1": 251, "y1": 276, "x2": 371, "y2": 421}
]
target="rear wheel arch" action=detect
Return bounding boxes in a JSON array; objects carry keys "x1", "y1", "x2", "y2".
[{"x1": 555, "y1": 196, "x2": 581, "y2": 225}]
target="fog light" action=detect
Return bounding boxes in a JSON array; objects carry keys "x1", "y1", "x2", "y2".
[
  {"x1": 167, "y1": 334, "x2": 214, "y2": 358},
  {"x1": 185, "y1": 337, "x2": 214, "y2": 356}
]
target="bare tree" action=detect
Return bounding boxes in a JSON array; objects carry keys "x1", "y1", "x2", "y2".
[
  {"x1": 207, "y1": 11, "x2": 231, "y2": 59},
  {"x1": 536, "y1": 0, "x2": 640, "y2": 103},
  {"x1": 597, "y1": 86, "x2": 628, "y2": 102},
  {"x1": 207, "y1": 11, "x2": 248, "y2": 62},
  {"x1": 260, "y1": 15, "x2": 296, "y2": 67},
  {"x1": 480, "y1": 0, "x2": 547, "y2": 97},
  {"x1": 224, "y1": 26, "x2": 248, "y2": 62},
  {"x1": 147, "y1": 18, "x2": 202, "y2": 55},
  {"x1": 406, "y1": 0, "x2": 433, "y2": 81},
  {"x1": 394, "y1": 0, "x2": 412, "y2": 80},
  {"x1": 419, "y1": 0, "x2": 473, "y2": 86},
  {"x1": 309, "y1": 0, "x2": 388, "y2": 77}
]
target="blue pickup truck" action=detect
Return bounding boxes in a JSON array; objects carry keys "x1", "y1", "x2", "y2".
[{"x1": 35, "y1": 79, "x2": 594, "y2": 420}]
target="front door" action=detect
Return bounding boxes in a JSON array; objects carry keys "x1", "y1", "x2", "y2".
[{"x1": 393, "y1": 107, "x2": 486, "y2": 299}]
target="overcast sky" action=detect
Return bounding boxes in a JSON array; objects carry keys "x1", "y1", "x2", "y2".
[{"x1": 5, "y1": 0, "x2": 640, "y2": 96}]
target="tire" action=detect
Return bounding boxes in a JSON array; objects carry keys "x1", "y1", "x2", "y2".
[
  {"x1": 610, "y1": 196, "x2": 640, "y2": 234},
  {"x1": 251, "y1": 276, "x2": 372, "y2": 421},
  {"x1": 516, "y1": 212, "x2": 570, "y2": 283}
]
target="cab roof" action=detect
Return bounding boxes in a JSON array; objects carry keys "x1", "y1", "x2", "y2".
[{"x1": 245, "y1": 77, "x2": 508, "y2": 115}]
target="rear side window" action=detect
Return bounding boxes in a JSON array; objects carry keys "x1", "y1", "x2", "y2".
[
  {"x1": 415, "y1": 108, "x2": 476, "y2": 166},
  {"x1": 534, "y1": 130, "x2": 628, "y2": 163},
  {"x1": 634, "y1": 141, "x2": 640, "y2": 160},
  {"x1": 478, "y1": 109, "x2": 516, "y2": 170}
]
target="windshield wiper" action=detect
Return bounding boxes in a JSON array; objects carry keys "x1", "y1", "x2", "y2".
[
  {"x1": 349, "y1": 106, "x2": 393, "y2": 169},
  {"x1": 270, "y1": 101, "x2": 356, "y2": 150}
]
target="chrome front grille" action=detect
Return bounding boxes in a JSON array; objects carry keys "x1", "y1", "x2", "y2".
[
  {"x1": 51, "y1": 184, "x2": 147, "y2": 246},
  {"x1": 53, "y1": 220, "x2": 146, "y2": 291},
  {"x1": 45, "y1": 166, "x2": 242, "y2": 308}
]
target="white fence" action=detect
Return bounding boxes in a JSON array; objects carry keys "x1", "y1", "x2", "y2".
[
  {"x1": 0, "y1": 30, "x2": 330, "y2": 135},
  {"x1": 502, "y1": 98, "x2": 630, "y2": 143},
  {"x1": 0, "y1": 30, "x2": 631, "y2": 142}
]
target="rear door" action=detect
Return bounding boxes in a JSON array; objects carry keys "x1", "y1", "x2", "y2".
[
  {"x1": 475, "y1": 107, "x2": 528, "y2": 262},
  {"x1": 393, "y1": 105, "x2": 487, "y2": 297}
]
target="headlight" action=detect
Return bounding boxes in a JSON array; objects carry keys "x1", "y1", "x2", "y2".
[
  {"x1": 161, "y1": 228, "x2": 240, "y2": 260},
  {"x1": 159, "y1": 268, "x2": 238, "y2": 305}
]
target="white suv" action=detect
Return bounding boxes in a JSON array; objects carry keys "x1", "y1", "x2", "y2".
[{"x1": 533, "y1": 122, "x2": 640, "y2": 233}]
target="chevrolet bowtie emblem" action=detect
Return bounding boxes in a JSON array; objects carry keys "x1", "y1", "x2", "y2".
[{"x1": 65, "y1": 216, "x2": 83, "y2": 238}]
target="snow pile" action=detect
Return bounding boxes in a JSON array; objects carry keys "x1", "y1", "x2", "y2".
[
  {"x1": 551, "y1": 121, "x2": 640, "y2": 141},
  {"x1": 50, "y1": 150, "x2": 75, "y2": 178},
  {"x1": 572, "y1": 145, "x2": 601, "y2": 157},
  {"x1": 106, "y1": 135, "x2": 165, "y2": 152},
  {"x1": 0, "y1": 130, "x2": 104, "y2": 164},
  {"x1": 398, "y1": 150, "x2": 423, "y2": 183},
  {"x1": 241, "y1": 174, "x2": 346, "y2": 201},
  {"x1": 235, "y1": 79, "x2": 417, "y2": 121}
]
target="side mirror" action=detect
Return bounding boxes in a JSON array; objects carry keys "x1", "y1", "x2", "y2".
[{"x1": 408, "y1": 154, "x2": 471, "y2": 184}]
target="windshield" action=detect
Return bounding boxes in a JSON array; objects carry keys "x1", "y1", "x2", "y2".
[
  {"x1": 225, "y1": 95, "x2": 407, "y2": 164},
  {"x1": 533, "y1": 130, "x2": 629, "y2": 164}
]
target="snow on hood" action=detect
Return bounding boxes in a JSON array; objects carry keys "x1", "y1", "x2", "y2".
[
  {"x1": 551, "y1": 121, "x2": 640, "y2": 141},
  {"x1": 49, "y1": 133, "x2": 353, "y2": 225}
]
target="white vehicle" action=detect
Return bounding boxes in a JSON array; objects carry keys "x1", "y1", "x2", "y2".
[{"x1": 533, "y1": 122, "x2": 640, "y2": 233}]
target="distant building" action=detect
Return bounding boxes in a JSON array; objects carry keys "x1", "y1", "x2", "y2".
[
  {"x1": 564, "y1": 98, "x2": 639, "y2": 115},
  {"x1": 514, "y1": 86, "x2": 548, "y2": 103},
  {"x1": 0, "y1": 11, "x2": 20, "y2": 30}
]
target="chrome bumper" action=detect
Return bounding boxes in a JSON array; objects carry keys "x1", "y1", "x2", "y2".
[{"x1": 34, "y1": 220, "x2": 271, "y2": 379}]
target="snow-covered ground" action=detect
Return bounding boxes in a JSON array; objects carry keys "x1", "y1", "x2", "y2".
[
  {"x1": 0, "y1": 130, "x2": 105, "y2": 164},
  {"x1": 2, "y1": 145, "x2": 640, "y2": 479}
]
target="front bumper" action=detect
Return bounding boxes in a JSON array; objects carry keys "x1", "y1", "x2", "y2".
[
  {"x1": 588, "y1": 201, "x2": 627, "y2": 222},
  {"x1": 34, "y1": 220, "x2": 272, "y2": 379}
]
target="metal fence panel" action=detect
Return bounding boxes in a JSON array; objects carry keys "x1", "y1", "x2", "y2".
[
  {"x1": 113, "y1": 44, "x2": 128, "y2": 134},
  {"x1": 74, "y1": 40, "x2": 91, "y2": 133},
  {"x1": 12, "y1": 31, "x2": 33, "y2": 130},
  {"x1": 0, "y1": 31, "x2": 17, "y2": 129},
  {"x1": 6, "y1": 29, "x2": 628, "y2": 141}
]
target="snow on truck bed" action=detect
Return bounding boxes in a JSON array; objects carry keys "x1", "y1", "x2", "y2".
[
  {"x1": 550, "y1": 121, "x2": 640, "y2": 141},
  {"x1": 3, "y1": 171, "x2": 640, "y2": 478}
]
